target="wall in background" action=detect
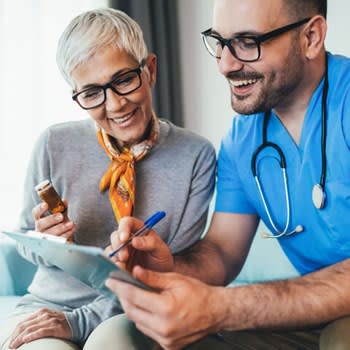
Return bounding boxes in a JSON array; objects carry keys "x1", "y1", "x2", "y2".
[
  {"x1": 177, "y1": 0, "x2": 230, "y2": 150},
  {"x1": 178, "y1": 0, "x2": 350, "y2": 149},
  {"x1": 0, "y1": 0, "x2": 106, "y2": 228}
]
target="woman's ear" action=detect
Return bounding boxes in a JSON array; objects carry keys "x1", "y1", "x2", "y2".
[
  {"x1": 145, "y1": 53, "x2": 157, "y2": 87},
  {"x1": 302, "y1": 15, "x2": 327, "y2": 60}
]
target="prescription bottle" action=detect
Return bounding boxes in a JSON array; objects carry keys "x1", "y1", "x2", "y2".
[{"x1": 35, "y1": 180, "x2": 67, "y2": 217}]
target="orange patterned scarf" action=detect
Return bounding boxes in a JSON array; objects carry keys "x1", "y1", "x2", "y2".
[{"x1": 96, "y1": 114, "x2": 159, "y2": 223}]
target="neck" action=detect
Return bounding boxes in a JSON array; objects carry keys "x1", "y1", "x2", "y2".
[
  {"x1": 274, "y1": 53, "x2": 327, "y2": 144},
  {"x1": 116, "y1": 118, "x2": 154, "y2": 150}
]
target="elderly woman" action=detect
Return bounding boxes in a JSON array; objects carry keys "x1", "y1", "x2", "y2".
[{"x1": 0, "y1": 8, "x2": 216, "y2": 350}]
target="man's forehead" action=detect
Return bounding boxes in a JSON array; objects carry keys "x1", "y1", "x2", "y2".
[{"x1": 212, "y1": 0, "x2": 286, "y2": 36}]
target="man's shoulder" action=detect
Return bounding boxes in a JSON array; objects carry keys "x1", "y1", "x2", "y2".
[
  {"x1": 327, "y1": 53, "x2": 350, "y2": 107},
  {"x1": 329, "y1": 52, "x2": 350, "y2": 66},
  {"x1": 329, "y1": 53, "x2": 350, "y2": 81}
]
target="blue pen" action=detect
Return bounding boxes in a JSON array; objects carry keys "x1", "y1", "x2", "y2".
[{"x1": 108, "y1": 211, "x2": 166, "y2": 258}]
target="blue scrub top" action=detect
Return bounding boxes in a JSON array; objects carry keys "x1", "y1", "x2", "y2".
[{"x1": 215, "y1": 53, "x2": 350, "y2": 274}]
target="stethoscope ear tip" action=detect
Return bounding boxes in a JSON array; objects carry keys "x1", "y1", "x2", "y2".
[
  {"x1": 261, "y1": 232, "x2": 271, "y2": 239},
  {"x1": 261, "y1": 224, "x2": 304, "y2": 239},
  {"x1": 295, "y1": 225, "x2": 304, "y2": 233}
]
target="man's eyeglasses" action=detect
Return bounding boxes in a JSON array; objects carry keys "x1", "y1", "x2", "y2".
[
  {"x1": 72, "y1": 59, "x2": 146, "y2": 110},
  {"x1": 201, "y1": 17, "x2": 311, "y2": 62}
]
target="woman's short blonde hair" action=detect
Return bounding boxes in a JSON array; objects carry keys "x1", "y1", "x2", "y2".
[{"x1": 56, "y1": 8, "x2": 148, "y2": 88}]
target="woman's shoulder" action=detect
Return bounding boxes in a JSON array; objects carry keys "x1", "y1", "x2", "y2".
[
  {"x1": 45, "y1": 118, "x2": 94, "y2": 136},
  {"x1": 33, "y1": 119, "x2": 96, "y2": 152},
  {"x1": 39, "y1": 119, "x2": 94, "y2": 143},
  {"x1": 158, "y1": 119, "x2": 215, "y2": 152}
]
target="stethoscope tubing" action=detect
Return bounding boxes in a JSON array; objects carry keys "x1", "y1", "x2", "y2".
[
  {"x1": 254, "y1": 168, "x2": 291, "y2": 237},
  {"x1": 252, "y1": 55, "x2": 329, "y2": 237}
]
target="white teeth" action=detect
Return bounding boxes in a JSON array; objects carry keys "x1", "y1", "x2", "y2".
[
  {"x1": 110, "y1": 111, "x2": 134, "y2": 124},
  {"x1": 230, "y1": 79, "x2": 258, "y2": 87}
]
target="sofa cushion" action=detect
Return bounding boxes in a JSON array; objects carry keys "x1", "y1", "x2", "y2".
[
  {"x1": 0, "y1": 296, "x2": 22, "y2": 326},
  {"x1": 234, "y1": 222, "x2": 300, "y2": 285},
  {"x1": 0, "y1": 233, "x2": 37, "y2": 296}
]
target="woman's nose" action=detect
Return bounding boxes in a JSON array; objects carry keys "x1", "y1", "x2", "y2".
[{"x1": 105, "y1": 88, "x2": 127, "y2": 111}]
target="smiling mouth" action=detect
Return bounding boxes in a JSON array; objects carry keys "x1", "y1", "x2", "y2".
[
  {"x1": 109, "y1": 109, "x2": 137, "y2": 124},
  {"x1": 229, "y1": 78, "x2": 259, "y2": 88}
]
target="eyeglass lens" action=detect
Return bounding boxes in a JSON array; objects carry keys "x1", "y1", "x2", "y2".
[
  {"x1": 76, "y1": 70, "x2": 141, "y2": 109},
  {"x1": 204, "y1": 36, "x2": 259, "y2": 61},
  {"x1": 202, "y1": 18, "x2": 311, "y2": 62}
]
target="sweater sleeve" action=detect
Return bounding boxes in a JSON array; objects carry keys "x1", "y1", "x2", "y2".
[
  {"x1": 16, "y1": 123, "x2": 123, "y2": 343},
  {"x1": 16, "y1": 129, "x2": 55, "y2": 267},
  {"x1": 167, "y1": 140, "x2": 216, "y2": 253},
  {"x1": 64, "y1": 295, "x2": 122, "y2": 343}
]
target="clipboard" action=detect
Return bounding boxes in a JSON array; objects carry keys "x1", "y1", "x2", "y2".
[{"x1": 1, "y1": 230, "x2": 153, "y2": 302}]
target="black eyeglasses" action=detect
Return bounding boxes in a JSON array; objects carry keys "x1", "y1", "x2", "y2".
[
  {"x1": 201, "y1": 17, "x2": 311, "y2": 62},
  {"x1": 72, "y1": 59, "x2": 146, "y2": 110}
]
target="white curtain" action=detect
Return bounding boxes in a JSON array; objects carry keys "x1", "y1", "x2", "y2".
[{"x1": 0, "y1": 0, "x2": 106, "y2": 229}]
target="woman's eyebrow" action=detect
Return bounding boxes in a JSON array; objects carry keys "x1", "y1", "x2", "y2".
[{"x1": 79, "y1": 67, "x2": 135, "y2": 90}]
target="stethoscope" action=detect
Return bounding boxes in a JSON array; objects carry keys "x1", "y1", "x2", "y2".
[{"x1": 251, "y1": 58, "x2": 329, "y2": 239}]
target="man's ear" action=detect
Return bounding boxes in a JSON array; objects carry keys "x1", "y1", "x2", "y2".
[
  {"x1": 145, "y1": 53, "x2": 157, "y2": 87},
  {"x1": 302, "y1": 15, "x2": 327, "y2": 60}
]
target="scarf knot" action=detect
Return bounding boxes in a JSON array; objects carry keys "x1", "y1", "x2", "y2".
[{"x1": 96, "y1": 114, "x2": 159, "y2": 223}]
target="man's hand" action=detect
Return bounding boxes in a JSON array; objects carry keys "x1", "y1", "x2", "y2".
[
  {"x1": 106, "y1": 266, "x2": 224, "y2": 350},
  {"x1": 9, "y1": 308, "x2": 72, "y2": 349},
  {"x1": 32, "y1": 201, "x2": 76, "y2": 240},
  {"x1": 106, "y1": 216, "x2": 174, "y2": 273}
]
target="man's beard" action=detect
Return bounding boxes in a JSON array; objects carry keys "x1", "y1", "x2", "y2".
[{"x1": 230, "y1": 40, "x2": 304, "y2": 115}]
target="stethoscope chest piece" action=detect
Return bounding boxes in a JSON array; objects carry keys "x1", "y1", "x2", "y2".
[{"x1": 312, "y1": 183, "x2": 326, "y2": 209}]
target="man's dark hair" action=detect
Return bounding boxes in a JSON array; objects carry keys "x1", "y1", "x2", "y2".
[{"x1": 284, "y1": 0, "x2": 327, "y2": 20}]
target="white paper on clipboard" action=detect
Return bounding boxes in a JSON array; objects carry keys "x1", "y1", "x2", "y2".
[{"x1": 1, "y1": 230, "x2": 153, "y2": 302}]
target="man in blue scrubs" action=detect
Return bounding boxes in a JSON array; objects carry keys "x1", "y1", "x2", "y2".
[{"x1": 105, "y1": 0, "x2": 350, "y2": 349}]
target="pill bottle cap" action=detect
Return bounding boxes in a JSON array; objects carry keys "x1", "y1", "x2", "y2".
[{"x1": 35, "y1": 180, "x2": 51, "y2": 192}]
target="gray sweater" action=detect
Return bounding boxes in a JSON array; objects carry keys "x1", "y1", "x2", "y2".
[{"x1": 15, "y1": 118, "x2": 216, "y2": 343}]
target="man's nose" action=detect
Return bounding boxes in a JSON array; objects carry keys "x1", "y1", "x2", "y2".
[{"x1": 217, "y1": 45, "x2": 244, "y2": 76}]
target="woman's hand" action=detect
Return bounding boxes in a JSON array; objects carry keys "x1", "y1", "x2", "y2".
[
  {"x1": 32, "y1": 201, "x2": 76, "y2": 241},
  {"x1": 106, "y1": 216, "x2": 174, "y2": 273},
  {"x1": 9, "y1": 308, "x2": 72, "y2": 349}
]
